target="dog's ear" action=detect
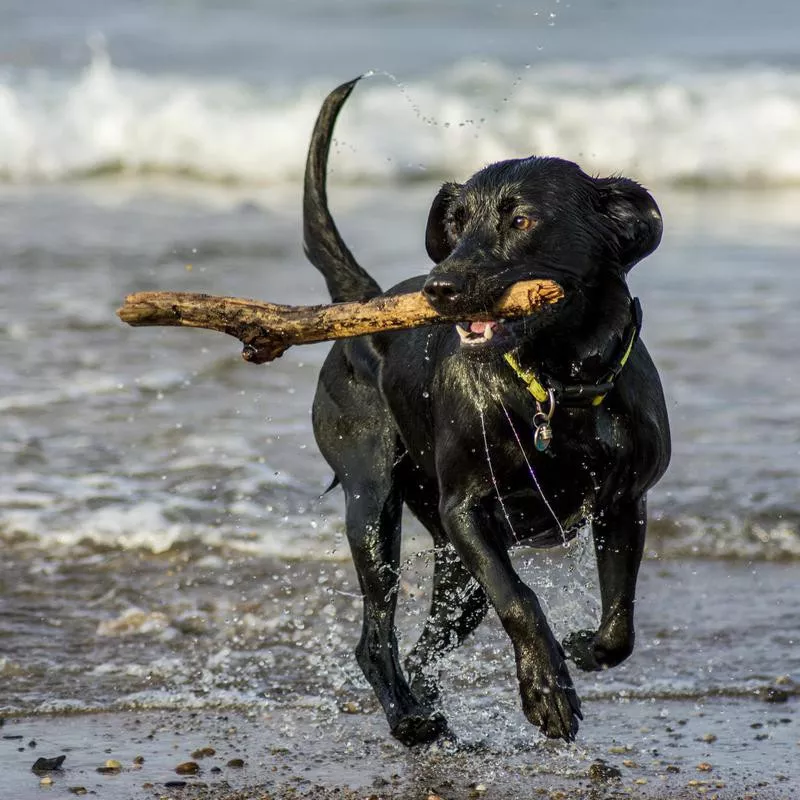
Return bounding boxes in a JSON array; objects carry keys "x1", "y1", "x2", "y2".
[
  {"x1": 598, "y1": 178, "x2": 663, "y2": 272},
  {"x1": 425, "y1": 182, "x2": 461, "y2": 263}
]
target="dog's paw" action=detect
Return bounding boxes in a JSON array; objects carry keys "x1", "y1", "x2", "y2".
[
  {"x1": 518, "y1": 651, "x2": 583, "y2": 742},
  {"x1": 390, "y1": 711, "x2": 448, "y2": 747},
  {"x1": 563, "y1": 627, "x2": 634, "y2": 672},
  {"x1": 562, "y1": 629, "x2": 603, "y2": 672}
]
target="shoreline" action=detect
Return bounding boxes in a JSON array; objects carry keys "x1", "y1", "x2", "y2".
[{"x1": 3, "y1": 693, "x2": 797, "y2": 800}]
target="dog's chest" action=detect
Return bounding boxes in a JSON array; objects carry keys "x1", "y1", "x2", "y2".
[{"x1": 380, "y1": 345, "x2": 627, "y2": 512}]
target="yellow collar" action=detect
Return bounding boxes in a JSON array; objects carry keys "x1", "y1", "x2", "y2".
[{"x1": 503, "y1": 297, "x2": 642, "y2": 408}]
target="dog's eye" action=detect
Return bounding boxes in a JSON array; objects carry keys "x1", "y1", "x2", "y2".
[{"x1": 511, "y1": 215, "x2": 534, "y2": 231}]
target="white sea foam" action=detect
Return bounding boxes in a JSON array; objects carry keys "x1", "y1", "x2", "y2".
[
  {"x1": 0, "y1": 493, "x2": 347, "y2": 559},
  {"x1": 2, "y1": 489, "x2": 797, "y2": 561},
  {"x1": 2, "y1": 54, "x2": 800, "y2": 188}
]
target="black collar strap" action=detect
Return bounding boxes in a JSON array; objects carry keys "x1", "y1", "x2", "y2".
[{"x1": 504, "y1": 297, "x2": 642, "y2": 409}]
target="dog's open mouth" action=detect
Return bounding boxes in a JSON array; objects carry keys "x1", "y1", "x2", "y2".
[{"x1": 456, "y1": 320, "x2": 507, "y2": 347}]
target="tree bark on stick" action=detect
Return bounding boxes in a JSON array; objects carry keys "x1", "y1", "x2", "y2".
[{"x1": 117, "y1": 279, "x2": 563, "y2": 364}]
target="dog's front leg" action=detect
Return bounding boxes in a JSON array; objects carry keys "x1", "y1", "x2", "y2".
[
  {"x1": 440, "y1": 495, "x2": 582, "y2": 741},
  {"x1": 563, "y1": 495, "x2": 647, "y2": 672}
]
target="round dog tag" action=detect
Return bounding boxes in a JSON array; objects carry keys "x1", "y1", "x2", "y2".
[{"x1": 534, "y1": 423, "x2": 552, "y2": 452}]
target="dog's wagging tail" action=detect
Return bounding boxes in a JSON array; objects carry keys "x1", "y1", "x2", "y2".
[{"x1": 304, "y1": 77, "x2": 671, "y2": 746}]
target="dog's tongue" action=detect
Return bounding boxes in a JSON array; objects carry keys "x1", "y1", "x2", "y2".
[{"x1": 469, "y1": 321, "x2": 493, "y2": 334}]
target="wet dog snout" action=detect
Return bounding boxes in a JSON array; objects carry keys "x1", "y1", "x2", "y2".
[{"x1": 423, "y1": 275, "x2": 465, "y2": 307}]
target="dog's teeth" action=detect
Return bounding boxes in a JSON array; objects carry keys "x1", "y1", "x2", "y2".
[
  {"x1": 484, "y1": 325, "x2": 494, "y2": 341},
  {"x1": 456, "y1": 326, "x2": 470, "y2": 342}
]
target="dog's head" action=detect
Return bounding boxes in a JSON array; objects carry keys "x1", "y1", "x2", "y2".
[{"x1": 422, "y1": 156, "x2": 662, "y2": 349}]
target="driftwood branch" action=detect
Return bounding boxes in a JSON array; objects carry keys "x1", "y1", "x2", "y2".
[{"x1": 117, "y1": 279, "x2": 563, "y2": 364}]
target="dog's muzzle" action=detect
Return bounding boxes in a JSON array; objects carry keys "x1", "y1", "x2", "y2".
[{"x1": 423, "y1": 271, "x2": 512, "y2": 348}]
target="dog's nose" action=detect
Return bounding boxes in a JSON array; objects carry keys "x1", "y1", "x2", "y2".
[{"x1": 422, "y1": 275, "x2": 465, "y2": 306}]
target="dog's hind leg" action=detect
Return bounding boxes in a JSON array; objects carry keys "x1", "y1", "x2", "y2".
[
  {"x1": 344, "y1": 470, "x2": 449, "y2": 744},
  {"x1": 562, "y1": 495, "x2": 647, "y2": 672},
  {"x1": 403, "y1": 490, "x2": 489, "y2": 704}
]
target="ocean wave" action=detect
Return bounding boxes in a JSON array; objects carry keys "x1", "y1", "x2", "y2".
[
  {"x1": 2, "y1": 53, "x2": 800, "y2": 188},
  {"x1": 1, "y1": 498, "x2": 798, "y2": 562},
  {"x1": 0, "y1": 501, "x2": 344, "y2": 559},
  {"x1": 649, "y1": 515, "x2": 800, "y2": 561}
]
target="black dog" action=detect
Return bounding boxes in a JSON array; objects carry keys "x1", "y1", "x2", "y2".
[{"x1": 304, "y1": 78, "x2": 670, "y2": 746}]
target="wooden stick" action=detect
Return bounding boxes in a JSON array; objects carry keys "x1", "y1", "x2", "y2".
[{"x1": 117, "y1": 279, "x2": 563, "y2": 364}]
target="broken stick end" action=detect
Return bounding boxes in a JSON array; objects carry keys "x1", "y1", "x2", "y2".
[{"x1": 242, "y1": 340, "x2": 290, "y2": 364}]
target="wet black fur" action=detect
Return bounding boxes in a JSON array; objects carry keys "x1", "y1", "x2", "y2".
[{"x1": 305, "y1": 78, "x2": 671, "y2": 745}]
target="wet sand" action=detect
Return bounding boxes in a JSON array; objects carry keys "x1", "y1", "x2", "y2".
[{"x1": 3, "y1": 690, "x2": 798, "y2": 799}]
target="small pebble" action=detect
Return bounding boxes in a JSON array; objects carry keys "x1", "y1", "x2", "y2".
[
  {"x1": 175, "y1": 761, "x2": 200, "y2": 775},
  {"x1": 68, "y1": 788, "x2": 87, "y2": 796},
  {"x1": 608, "y1": 745, "x2": 631, "y2": 754},
  {"x1": 588, "y1": 761, "x2": 622, "y2": 782},
  {"x1": 191, "y1": 747, "x2": 216, "y2": 759},
  {"x1": 634, "y1": 778, "x2": 647, "y2": 784},
  {"x1": 340, "y1": 701, "x2": 361, "y2": 714},
  {"x1": 105, "y1": 759, "x2": 122, "y2": 769},
  {"x1": 226, "y1": 758, "x2": 245, "y2": 768},
  {"x1": 701, "y1": 733, "x2": 717, "y2": 743},
  {"x1": 759, "y1": 687, "x2": 789, "y2": 704},
  {"x1": 665, "y1": 765, "x2": 681, "y2": 774},
  {"x1": 39, "y1": 776, "x2": 53, "y2": 786},
  {"x1": 622, "y1": 759, "x2": 637, "y2": 768},
  {"x1": 32, "y1": 756, "x2": 66, "y2": 772},
  {"x1": 165, "y1": 781, "x2": 187, "y2": 788},
  {"x1": 697, "y1": 762, "x2": 713, "y2": 772},
  {"x1": 133, "y1": 755, "x2": 145, "y2": 765}
]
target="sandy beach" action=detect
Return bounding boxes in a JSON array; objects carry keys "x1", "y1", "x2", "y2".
[{"x1": 3, "y1": 693, "x2": 798, "y2": 799}]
